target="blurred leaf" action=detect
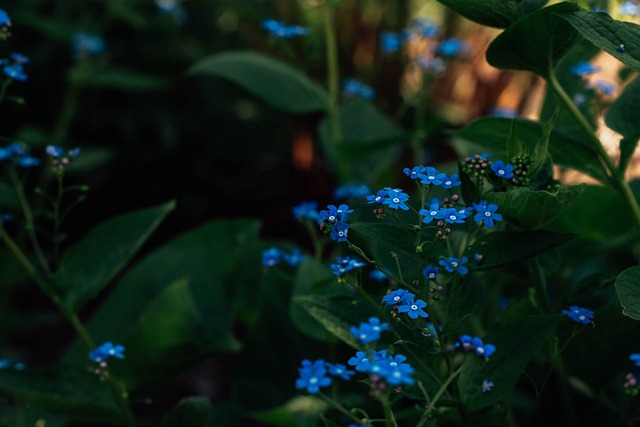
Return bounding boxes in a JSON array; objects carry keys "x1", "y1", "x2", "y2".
[
  {"x1": 486, "y1": 185, "x2": 584, "y2": 229},
  {"x1": 615, "y1": 266, "x2": 640, "y2": 320},
  {"x1": 249, "y1": 396, "x2": 328, "y2": 427},
  {"x1": 530, "y1": 107, "x2": 558, "y2": 174},
  {"x1": 79, "y1": 67, "x2": 169, "y2": 92},
  {"x1": 606, "y1": 79, "x2": 640, "y2": 173},
  {"x1": 486, "y1": 3, "x2": 580, "y2": 78},
  {"x1": 458, "y1": 315, "x2": 560, "y2": 411},
  {"x1": 558, "y1": 9, "x2": 640, "y2": 73},
  {"x1": 156, "y1": 397, "x2": 234, "y2": 427},
  {"x1": 0, "y1": 367, "x2": 121, "y2": 423},
  {"x1": 188, "y1": 51, "x2": 328, "y2": 113},
  {"x1": 15, "y1": 10, "x2": 76, "y2": 41},
  {"x1": 436, "y1": 0, "x2": 523, "y2": 28},
  {"x1": 106, "y1": 0, "x2": 146, "y2": 28},
  {"x1": 519, "y1": 0, "x2": 549, "y2": 14},
  {"x1": 467, "y1": 230, "x2": 574, "y2": 271},
  {"x1": 453, "y1": 117, "x2": 609, "y2": 183},
  {"x1": 55, "y1": 201, "x2": 175, "y2": 311}
]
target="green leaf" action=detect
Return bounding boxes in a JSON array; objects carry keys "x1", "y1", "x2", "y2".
[
  {"x1": 557, "y1": 9, "x2": 640, "y2": 73},
  {"x1": 467, "y1": 230, "x2": 574, "y2": 271},
  {"x1": 188, "y1": 51, "x2": 328, "y2": 114},
  {"x1": 0, "y1": 181, "x2": 19, "y2": 209},
  {"x1": 249, "y1": 396, "x2": 328, "y2": 427},
  {"x1": 486, "y1": 185, "x2": 584, "y2": 229},
  {"x1": 0, "y1": 367, "x2": 121, "y2": 423},
  {"x1": 55, "y1": 201, "x2": 175, "y2": 311},
  {"x1": 157, "y1": 397, "x2": 232, "y2": 427},
  {"x1": 436, "y1": 0, "x2": 523, "y2": 28},
  {"x1": 505, "y1": 119, "x2": 523, "y2": 160},
  {"x1": 615, "y1": 266, "x2": 640, "y2": 320},
  {"x1": 486, "y1": 3, "x2": 581, "y2": 78},
  {"x1": 606, "y1": 79, "x2": 640, "y2": 173},
  {"x1": 531, "y1": 107, "x2": 559, "y2": 174},
  {"x1": 349, "y1": 222, "x2": 416, "y2": 259},
  {"x1": 81, "y1": 67, "x2": 170, "y2": 92},
  {"x1": 453, "y1": 117, "x2": 609, "y2": 183},
  {"x1": 458, "y1": 315, "x2": 560, "y2": 411},
  {"x1": 519, "y1": 0, "x2": 549, "y2": 14}
]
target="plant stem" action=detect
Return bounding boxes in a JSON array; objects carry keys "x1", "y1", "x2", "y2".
[
  {"x1": 548, "y1": 68, "x2": 640, "y2": 233},
  {"x1": 319, "y1": 392, "x2": 369, "y2": 425},
  {"x1": 530, "y1": 257, "x2": 551, "y2": 314},
  {"x1": 416, "y1": 365, "x2": 464, "y2": 427},
  {"x1": 323, "y1": 3, "x2": 341, "y2": 146},
  {"x1": 379, "y1": 392, "x2": 399, "y2": 427}
]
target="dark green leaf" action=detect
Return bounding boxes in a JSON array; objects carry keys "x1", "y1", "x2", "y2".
[
  {"x1": 558, "y1": 9, "x2": 640, "y2": 73},
  {"x1": 505, "y1": 119, "x2": 523, "y2": 160},
  {"x1": 0, "y1": 367, "x2": 121, "y2": 423},
  {"x1": 467, "y1": 230, "x2": 574, "y2": 271},
  {"x1": 453, "y1": 117, "x2": 609, "y2": 183},
  {"x1": 486, "y1": 3, "x2": 581, "y2": 78},
  {"x1": 458, "y1": 315, "x2": 560, "y2": 411},
  {"x1": 248, "y1": 396, "x2": 328, "y2": 427},
  {"x1": 519, "y1": 0, "x2": 549, "y2": 14},
  {"x1": 531, "y1": 107, "x2": 559, "y2": 174},
  {"x1": 486, "y1": 185, "x2": 584, "y2": 229},
  {"x1": 615, "y1": 266, "x2": 640, "y2": 320},
  {"x1": 55, "y1": 201, "x2": 175, "y2": 311},
  {"x1": 157, "y1": 397, "x2": 232, "y2": 427},
  {"x1": 349, "y1": 222, "x2": 416, "y2": 259},
  {"x1": 436, "y1": 0, "x2": 523, "y2": 28},
  {"x1": 188, "y1": 51, "x2": 328, "y2": 114},
  {"x1": 606, "y1": 79, "x2": 640, "y2": 172}
]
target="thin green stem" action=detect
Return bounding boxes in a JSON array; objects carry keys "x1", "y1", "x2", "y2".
[
  {"x1": 548, "y1": 68, "x2": 640, "y2": 233},
  {"x1": 323, "y1": 3, "x2": 341, "y2": 145},
  {"x1": 0, "y1": 78, "x2": 11, "y2": 105},
  {"x1": 304, "y1": 220, "x2": 323, "y2": 261},
  {"x1": 530, "y1": 257, "x2": 551, "y2": 314},
  {"x1": 416, "y1": 365, "x2": 464, "y2": 427},
  {"x1": 319, "y1": 392, "x2": 369, "y2": 425},
  {"x1": 380, "y1": 392, "x2": 399, "y2": 427}
]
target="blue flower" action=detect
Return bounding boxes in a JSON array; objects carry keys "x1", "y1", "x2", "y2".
[
  {"x1": 292, "y1": 201, "x2": 321, "y2": 223},
  {"x1": 383, "y1": 289, "x2": 414, "y2": 306},
  {"x1": 342, "y1": 78, "x2": 375, "y2": 100},
  {"x1": 490, "y1": 106, "x2": 518, "y2": 118},
  {"x1": 439, "y1": 256, "x2": 468, "y2": 275},
  {"x1": 71, "y1": 32, "x2": 107, "y2": 59},
  {"x1": 3, "y1": 64, "x2": 26, "y2": 81},
  {"x1": 333, "y1": 183, "x2": 371, "y2": 199},
  {"x1": 481, "y1": 379, "x2": 494, "y2": 393},
  {"x1": 403, "y1": 165, "x2": 426, "y2": 180},
  {"x1": 491, "y1": 160, "x2": 514, "y2": 179},
  {"x1": 46, "y1": 145, "x2": 80, "y2": 159},
  {"x1": 410, "y1": 18, "x2": 439, "y2": 38},
  {"x1": 398, "y1": 296, "x2": 429, "y2": 319},
  {"x1": 420, "y1": 203, "x2": 444, "y2": 224},
  {"x1": 283, "y1": 248, "x2": 305, "y2": 266},
  {"x1": 382, "y1": 188, "x2": 409, "y2": 210},
  {"x1": 381, "y1": 31, "x2": 404, "y2": 54},
  {"x1": 589, "y1": 80, "x2": 615, "y2": 95},
  {"x1": 422, "y1": 265, "x2": 438, "y2": 280},
  {"x1": 455, "y1": 335, "x2": 474, "y2": 351},
  {"x1": 321, "y1": 204, "x2": 353, "y2": 223},
  {"x1": 441, "y1": 207, "x2": 467, "y2": 224},
  {"x1": 383, "y1": 354, "x2": 415, "y2": 386},
  {"x1": 16, "y1": 155, "x2": 40, "y2": 167},
  {"x1": 295, "y1": 359, "x2": 332, "y2": 394},
  {"x1": 417, "y1": 167, "x2": 446, "y2": 186},
  {"x1": 261, "y1": 19, "x2": 310, "y2": 39},
  {"x1": 367, "y1": 189, "x2": 388, "y2": 204},
  {"x1": 348, "y1": 350, "x2": 375, "y2": 372},
  {"x1": 262, "y1": 247, "x2": 281, "y2": 268},
  {"x1": 473, "y1": 202, "x2": 503, "y2": 228},
  {"x1": 441, "y1": 173, "x2": 461, "y2": 189},
  {"x1": 570, "y1": 61, "x2": 600, "y2": 77},
  {"x1": 155, "y1": 0, "x2": 188, "y2": 24},
  {"x1": 10, "y1": 53, "x2": 29, "y2": 64},
  {"x1": 434, "y1": 38, "x2": 469, "y2": 57},
  {"x1": 331, "y1": 256, "x2": 365, "y2": 276},
  {"x1": 326, "y1": 363, "x2": 355, "y2": 381},
  {"x1": 330, "y1": 222, "x2": 349, "y2": 242},
  {"x1": 0, "y1": 9, "x2": 10, "y2": 28},
  {"x1": 89, "y1": 342, "x2": 125, "y2": 362},
  {"x1": 562, "y1": 306, "x2": 594, "y2": 325},
  {"x1": 630, "y1": 354, "x2": 640, "y2": 367},
  {"x1": 471, "y1": 337, "x2": 496, "y2": 359},
  {"x1": 369, "y1": 269, "x2": 388, "y2": 282},
  {"x1": 350, "y1": 317, "x2": 388, "y2": 344}
]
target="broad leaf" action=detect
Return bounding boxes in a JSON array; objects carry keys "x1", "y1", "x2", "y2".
[
  {"x1": 486, "y1": 3, "x2": 580, "y2": 78},
  {"x1": 606, "y1": 79, "x2": 640, "y2": 172},
  {"x1": 436, "y1": 0, "x2": 523, "y2": 28},
  {"x1": 615, "y1": 266, "x2": 640, "y2": 320},
  {"x1": 55, "y1": 201, "x2": 175, "y2": 311},
  {"x1": 188, "y1": 51, "x2": 328, "y2": 113},
  {"x1": 486, "y1": 185, "x2": 584, "y2": 229},
  {"x1": 558, "y1": 9, "x2": 640, "y2": 73},
  {"x1": 531, "y1": 107, "x2": 559, "y2": 174},
  {"x1": 453, "y1": 117, "x2": 609, "y2": 184},
  {"x1": 467, "y1": 230, "x2": 574, "y2": 271},
  {"x1": 519, "y1": 0, "x2": 549, "y2": 14},
  {"x1": 0, "y1": 367, "x2": 121, "y2": 423},
  {"x1": 458, "y1": 315, "x2": 560, "y2": 411}
]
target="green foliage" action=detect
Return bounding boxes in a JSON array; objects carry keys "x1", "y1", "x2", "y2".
[
  {"x1": 615, "y1": 266, "x2": 640, "y2": 321},
  {"x1": 606, "y1": 79, "x2": 640, "y2": 173},
  {"x1": 436, "y1": 0, "x2": 523, "y2": 28},
  {"x1": 74, "y1": 67, "x2": 170, "y2": 92},
  {"x1": 156, "y1": 397, "x2": 232, "y2": 427},
  {"x1": 188, "y1": 51, "x2": 328, "y2": 114}
]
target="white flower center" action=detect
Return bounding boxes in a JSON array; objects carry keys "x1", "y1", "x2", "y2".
[
  {"x1": 394, "y1": 296, "x2": 400, "y2": 301},
  {"x1": 393, "y1": 198, "x2": 400, "y2": 203},
  {"x1": 338, "y1": 231, "x2": 344, "y2": 236},
  {"x1": 579, "y1": 315, "x2": 585, "y2": 320},
  {"x1": 309, "y1": 377, "x2": 318, "y2": 384},
  {"x1": 445, "y1": 181, "x2": 451, "y2": 185},
  {"x1": 329, "y1": 215, "x2": 335, "y2": 221},
  {"x1": 451, "y1": 262, "x2": 458, "y2": 267},
  {"x1": 498, "y1": 169, "x2": 505, "y2": 175},
  {"x1": 430, "y1": 211, "x2": 436, "y2": 216},
  {"x1": 411, "y1": 304, "x2": 418, "y2": 310},
  {"x1": 485, "y1": 212, "x2": 491, "y2": 217},
  {"x1": 428, "y1": 175, "x2": 435, "y2": 180},
  {"x1": 449, "y1": 215, "x2": 456, "y2": 220}
]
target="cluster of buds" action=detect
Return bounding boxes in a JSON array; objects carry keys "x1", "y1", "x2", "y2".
[
  {"x1": 429, "y1": 285, "x2": 444, "y2": 301},
  {"x1": 509, "y1": 154, "x2": 531, "y2": 187},
  {"x1": 441, "y1": 194, "x2": 460, "y2": 208},
  {"x1": 461, "y1": 154, "x2": 491, "y2": 179},
  {"x1": 624, "y1": 373, "x2": 639, "y2": 396},
  {"x1": 46, "y1": 145, "x2": 80, "y2": 175},
  {"x1": 434, "y1": 220, "x2": 452, "y2": 240},
  {"x1": 372, "y1": 207, "x2": 385, "y2": 219}
]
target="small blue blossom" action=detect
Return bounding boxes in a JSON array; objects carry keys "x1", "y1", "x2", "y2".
[
  {"x1": 455, "y1": 335, "x2": 474, "y2": 351},
  {"x1": 367, "y1": 189, "x2": 388, "y2": 204},
  {"x1": 398, "y1": 296, "x2": 429, "y2": 319},
  {"x1": 490, "y1": 106, "x2": 518, "y2": 118},
  {"x1": 0, "y1": 9, "x2": 10, "y2": 28},
  {"x1": 562, "y1": 306, "x2": 594, "y2": 325},
  {"x1": 440, "y1": 207, "x2": 467, "y2": 224},
  {"x1": 441, "y1": 173, "x2": 461, "y2": 189},
  {"x1": 292, "y1": 201, "x2": 321, "y2": 223},
  {"x1": 419, "y1": 203, "x2": 443, "y2": 224},
  {"x1": 326, "y1": 363, "x2": 355, "y2": 381},
  {"x1": 589, "y1": 80, "x2": 615, "y2": 95},
  {"x1": 283, "y1": 248, "x2": 305, "y2": 266},
  {"x1": 342, "y1": 78, "x2": 375, "y2": 100},
  {"x1": 403, "y1": 165, "x2": 426, "y2": 180},
  {"x1": 383, "y1": 354, "x2": 415, "y2": 386},
  {"x1": 46, "y1": 145, "x2": 80, "y2": 159},
  {"x1": 331, "y1": 256, "x2": 365, "y2": 276},
  {"x1": 3, "y1": 64, "x2": 27, "y2": 81},
  {"x1": 383, "y1": 289, "x2": 414, "y2": 306},
  {"x1": 410, "y1": 18, "x2": 439, "y2": 38},
  {"x1": 570, "y1": 61, "x2": 600, "y2": 77},
  {"x1": 617, "y1": 44, "x2": 626, "y2": 53},
  {"x1": 434, "y1": 38, "x2": 469, "y2": 58},
  {"x1": 261, "y1": 19, "x2": 310, "y2": 39},
  {"x1": 474, "y1": 253, "x2": 483, "y2": 265},
  {"x1": 295, "y1": 359, "x2": 332, "y2": 394},
  {"x1": 16, "y1": 155, "x2": 40, "y2": 167},
  {"x1": 417, "y1": 167, "x2": 446, "y2": 186},
  {"x1": 369, "y1": 269, "x2": 388, "y2": 282},
  {"x1": 72, "y1": 32, "x2": 107, "y2": 59},
  {"x1": 491, "y1": 160, "x2": 514, "y2": 179},
  {"x1": 630, "y1": 354, "x2": 640, "y2": 367},
  {"x1": 471, "y1": 337, "x2": 496, "y2": 359},
  {"x1": 13, "y1": 362, "x2": 25, "y2": 371},
  {"x1": 439, "y1": 256, "x2": 468, "y2": 275},
  {"x1": 382, "y1": 188, "x2": 410, "y2": 210},
  {"x1": 89, "y1": 342, "x2": 125, "y2": 362},
  {"x1": 0, "y1": 359, "x2": 10, "y2": 369},
  {"x1": 333, "y1": 183, "x2": 371, "y2": 199},
  {"x1": 473, "y1": 202, "x2": 503, "y2": 228},
  {"x1": 350, "y1": 317, "x2": 389, "y2": 344},
  {"x1": 321, "y1": 204, "x2": 353, "y2": 223},
  {"x1": 422, "y1": 265, "x2": 438, "y2": 280},
  {"x1": 330, "y1": 222, "x2": 349, "y2": 242},
  {"x1": 348, "y1": 350, "x2": 375, "y2": 372},
  {"x1": 481, "y1": 379, "x2": 494, "y2": 393},
  {"x1": 262, "y1": 247, "x2": 281, "y2": 268},
  {"x1": 381, "y1": 31, "x2": 404, "y2": 54},
  {"x1": 10, "y1": 53, "x2": 29, "y2": 64}
]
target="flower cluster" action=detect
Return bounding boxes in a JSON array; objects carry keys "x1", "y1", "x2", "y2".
[
  {"x1": 350, "y1": 317, "x2": 389, "y2": 344},
  {"x1": 321, "y1": 204, "x2": 353, "y2": 242},
  {"x1": 383, "y1": 289, "x2": 428, "y2": 319},
  {"x1": 292, "y1": 201, "x2": 321, "y2": 224},
  {"x1": 89, "y1": 342, "x2": 125, "y2": 363},
  {"x1": 561, "y1": 306, "x2": 594, "y2": 326},
  {"x1": 333, "y1": 183, "x2": 371, "y2": 200},
  {"x1": 570, "y1": 61, "x2": 600, "y2": 77},
  {"x1": 71, "y1": 32, "x2": 106, "y2": 59},
  {"x1": 0, "y1": 358, "x2": 25, "y2": 371},
  {"x1": 261, "y1": 247, "x2": 305, "y2": 268},
  {"x1": 624, "y1": 354, "x2": 640, "y2": 396},
  {"x1": 261, "y1": 19, "x2": 310, "y2": 39},
  {"x1": 0, "y1": 9, "x2": 10, "y2": 39},
  {"x1": 342, "y1": 78, "x2": 375, "y2": 100},
  {"x1": 367, "y1": 187, "x2": 409, "y2": 211},
  {"x1": 439, "y1": 256, "x2": 469, "y2": 276},
  {"x1": 331, "y1": 256, "x2": 365, "y2": 277},
  {"x1": 454, "y1": 335, "x2": 496, "y2": 360},
  {"x1": 403, "y1": 165, "x2": 461, "y2": 189},
  {"x1": 46, "y1": 145, "x2": 80, "y2": 175},
  {"x1": 295, "y1": 359, "x2": 355, "y2": 394},
  {"x1": 1, "y1": 53, "x2": 29, "y2": 82},
  {"x1": 0, "y1": 143, "x2": 41, "y2": 167},
  {"x1": 348, "y1": 349, "x2": 414, "y2": 387}
]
